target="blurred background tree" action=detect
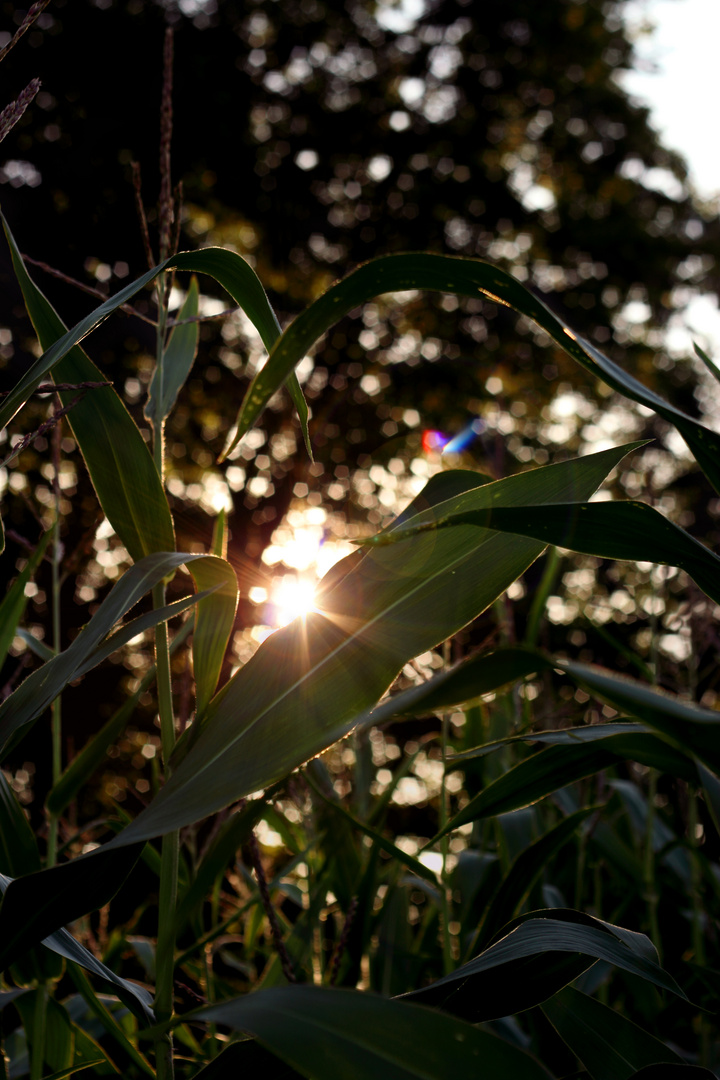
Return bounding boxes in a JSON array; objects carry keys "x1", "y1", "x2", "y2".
[{"x1": 1, "y1": 0, "x2": 719, "y2": 815}]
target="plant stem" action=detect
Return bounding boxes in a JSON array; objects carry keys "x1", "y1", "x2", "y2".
[
  {"x1": 439, "y1": 639, "x2": 454, "y2": 976},
  {"x1": 152, "y1": 270, "x2": 178, "y2": 1080},
  {"x1": 46, "y1": 414, "x2": 63, "y2": 867},
  {"x1": 642, "y1": 768, "x2": 661, "y2": 962}
]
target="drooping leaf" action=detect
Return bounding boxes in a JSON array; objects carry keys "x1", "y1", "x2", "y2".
[
  {"x1": 145, "y1": 275, "x2": 200, "y2": 424},
  {"x1": 227, "y1": 253, "x2": 720, "y2": 493},
  {"x1": 108, "y1": 445, "x2": 633, "y2": 846},
  {"x1": 436, "y1": 730, "x2": 691, "y2": 840},
  {"x1": 403, "y1": 909, "x2": 685, "y2": 1021},
  {"x1": 363, "y1": 645, "x2": 547, "y2": 727},
  {"x1": 558, "y1": 660, "x2": 720, "y2": 773},
  {"x1": 2, "y1": 216, "x2": 175, "y2": 561},
  {"x1": 0, "y1": 217, "x2": 309, "y2": 458},
  {"x1": 542, "y1": 985, "x2": 686, "y2": 1080},
  {"x1": 193, "y1": 985, "x2": 553, "y2": 1080}
]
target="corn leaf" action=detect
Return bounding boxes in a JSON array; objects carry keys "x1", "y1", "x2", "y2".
[
  {"x1": 226, "y1": 252, "x2": 720, "y2": 493},
  {"x1": 0, "y1": 769, "x2": 40, "y2": 877},
  {"x1": 541, "y1": 985, "x2": 686, "y2": 1079},
  {"x1": 46, "y1": 616, "x2": 195, "y2": 817},
  {"x1": 145, "y1": 275, "x2": 199, "y2": 423},
  {"x1": 0, "y1": 861, "x2": 154, "y2": 1024},
  {"x1": 193, "y1": 985, "x2": 553, "y2": 1080},
  {"x1": 0, "y1": 217, "x2": 309, "y2": 458},
  {"x1": 0, "y1": 551, "x2": 234, "y2": 759},
  {"x1": 372, "y1": 498, "x2": 720, "y2": 608},
  {"x1": 108, "y1": 444, "x2": 633, "y2": 846},
  {"x1": 558, "y1": 660, "x2": 720, "y2": 773},
  {"x1": 402, "y1": 909, "x2": 685, "y2": 1021},
  {"x1": 436, "y1": 733, "x2": 697, "y2": 840}
]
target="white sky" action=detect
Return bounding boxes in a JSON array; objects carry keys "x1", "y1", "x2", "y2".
[
  {"x1": 621, "y1": 0, "x2": 720, "y2": 360},
  {"x1": 621, "y1": 0, "x2": 720, "y2": 199}
]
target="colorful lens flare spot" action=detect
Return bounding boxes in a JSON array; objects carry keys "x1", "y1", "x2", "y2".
[
  {"x1": 421, "y1": 429, "x2": 449, "y2": 453},
  {"x1": 422, "y1": 419, "x2": 484, "y2": 455}
]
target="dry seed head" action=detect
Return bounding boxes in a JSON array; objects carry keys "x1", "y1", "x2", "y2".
[
  {"x1": 0, "y1": 0, "x2": 52, "y2": 65},
  {"x1": 0, "y1": 78, "x2": 40, "y2": 145},
  {"x1": 158, "y1": 26, "x2": 174, "y2": 260}
]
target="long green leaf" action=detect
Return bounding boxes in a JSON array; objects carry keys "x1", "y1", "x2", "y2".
[
  {"x1": 541, "y1": 985, "x2": 685, "y2": 1079},
  {"x1": 188, "y1": 554, "x2": 239, "y2": 720},
  {"x1": 403, "y1": 909, "x2": 685, "y2": 1021},
  {"x1": 227, "y1": 252, "x2": 720, "y2": 492},
  {"x1": 363, "y1": 645, "x2": 547, "y2": 727},
  {"x1": 3, "y1": 216, "x2": 175, "y2": 561},
  {"x1": 370, "y1": 499, "x2": 720, "y2": 608},
  {"x1": 0, "y1": 218, "x2": 309, "y2": 456},
  {"x1": 108, "y1": 445, "x2": 632, "y2": 846},
  {"x1": 558, "y1": 660, "x2": 720, "y2": 773},
  {"x1": 46, "y1": 616, "x2": 195, "y2": 817},
  {"x1": 0, "y1": 551, "x2": 233, "y2": 758},
  {"x1": 145, "y1": 275, "x2": 199, "y2": 423},
  {"x1": 435, "y1": 730, "x2": 692, "y2": 839},
  {"x1": 193, "y1": 985, "x2": 553, "y2": 1080}
]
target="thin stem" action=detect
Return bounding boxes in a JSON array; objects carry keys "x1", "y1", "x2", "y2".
[
  {"x1": 152, "y1": 257, "x2": 177, "y2": 1079},
  {"x1": 46, "y1": 408, "x2": 63, "y2": 867},
  {"x1": 439, "y1": 638, "x2": 454, "y2": 975},
  {"x1": 642, "y1": 768, "x2": 661, "y2": 961}
]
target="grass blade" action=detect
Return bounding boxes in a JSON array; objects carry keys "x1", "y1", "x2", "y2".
[{"x1": 193, "y1": 985, "x2": 553, "y2": 1080}]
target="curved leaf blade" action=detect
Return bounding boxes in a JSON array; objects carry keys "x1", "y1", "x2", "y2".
[
  {"x1": 541, "y1": 985, "x2": 685, "y2": 1080},
  {"x1": 228, "y1": 253, "x2": 720, "y2": 492},
  {"x1": 194, "y1": 985, "x2": 553, "y2": 1080},
  {"x1": 3, "y1": 218, "x2": 175, "y2": 560},
  {"x1": 378, "y1": 499, "x2": 720, "y2": 608},
  {"x1": 559, "y1": 660, "x2": 720, "y2": 773},
  {"x1": 145, "y1": 275, "x2": 199, "y2": 423},
  {"x1": 403, "y1": 910, "x2": 685, "y2": 1021},
  {"x1": 0, "y1": 551, "x2": 229, "y2": 758}
]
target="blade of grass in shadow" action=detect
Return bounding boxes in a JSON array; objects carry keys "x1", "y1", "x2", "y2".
[
  {"x1": 402, "y1": 908, "x2": 686, "y2": 1021},
  {"x1": 542, "y1": 985, "x2": 688, "y2": 1079},
  {"x1": 191, "y1": 985, "x2": 554, "y2": 1080}
]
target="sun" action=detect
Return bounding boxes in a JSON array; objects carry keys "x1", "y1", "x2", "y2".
[{"x1": 270, "y1": 574, "x2": 318, "y2": 628}]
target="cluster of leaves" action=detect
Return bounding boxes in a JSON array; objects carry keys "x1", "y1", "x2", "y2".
[
  {"x1": 2, "y1": 3, "x2": 720, "y2": 1079},
  {"x1": 2, "y1": 200, "x2": 720, "y2": 1076}
]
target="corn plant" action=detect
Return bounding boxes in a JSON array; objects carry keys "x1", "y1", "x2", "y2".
[{"x1": 2, "y1": 16, "x2": 720, "y2": 1080}]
